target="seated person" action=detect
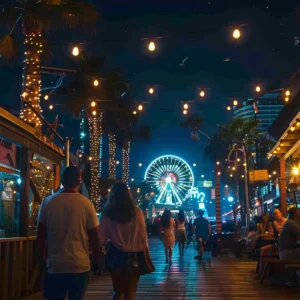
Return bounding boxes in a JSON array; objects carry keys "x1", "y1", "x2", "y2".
[
  {"x1": 257, "y1": 213, "x2": 274, "y2": 237},
  {"x1": 273, "y1": 208, "x2": 287, "y2": 235},
  {"x1": 279, "y1": 207, "x2": 300, "y2": 261}
]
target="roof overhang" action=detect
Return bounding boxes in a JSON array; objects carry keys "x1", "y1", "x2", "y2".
[{"x1": 267, "y1": 111, "x2": 300, "y2": 161}]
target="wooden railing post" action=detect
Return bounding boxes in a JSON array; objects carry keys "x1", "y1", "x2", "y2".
[
  {"x1": 19, "y1": 148, "x2": 31, "y2": 237},
  {"x1": 280, "y1": 159, "x2": 287, "y2": 216},
  {"x1": 53, "y1": 163, "x2": 61, "y2": 191}
]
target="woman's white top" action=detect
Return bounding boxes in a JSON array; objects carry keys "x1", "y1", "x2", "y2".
[{"x1": 98, "y1": 207, "x2": 147, "y2": 252}]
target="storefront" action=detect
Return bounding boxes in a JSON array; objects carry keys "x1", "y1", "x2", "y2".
[{"x1": 0, "y1": 107, "x2": 64, "y2": 237}]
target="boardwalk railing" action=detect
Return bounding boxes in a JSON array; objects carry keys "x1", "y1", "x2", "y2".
[{"x1": 0, "y1": 237, "x2": 41, "y2": 299}]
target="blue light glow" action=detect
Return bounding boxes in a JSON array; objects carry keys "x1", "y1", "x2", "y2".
[
  {"x1": 17, "y1": 178, "x2": 21, "y2": 184},
  {"x1": 228, "y1": 196, "x2": 234, "y2": 202}
]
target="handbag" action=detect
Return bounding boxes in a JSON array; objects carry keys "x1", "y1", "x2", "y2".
[{"x1": 103, "y1": 239, "x2": 155, "y2": 275}]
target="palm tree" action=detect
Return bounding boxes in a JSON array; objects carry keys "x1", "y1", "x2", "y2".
[
  {"x1": 0, "y1": 0, "x2": 99, "y2": 127},
  {"x1": 180, "y1": 114, "x2": 209, "y2": 141}
]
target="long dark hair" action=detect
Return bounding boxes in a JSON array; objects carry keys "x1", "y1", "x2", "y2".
[
  {"x1": 177, "y1": 210, "x2": 185, "y2": 223},
  {"x1": 102, "y1": 181, "x2": 136, "y2": 223},
  {"x1": 161, "y1": 209, "x2": 172, "y2": 228}
]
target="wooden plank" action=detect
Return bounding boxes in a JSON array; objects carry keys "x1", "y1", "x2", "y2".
[{"x1": 21, "y1": 239, "x2": 300, "y2": 300}]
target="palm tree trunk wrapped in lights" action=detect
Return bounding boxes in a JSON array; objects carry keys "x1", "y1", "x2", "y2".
[
  {"x1": 88, "y1": 113, "x2": 103, "y2": 211},
  {"x1": 122, "y1": 141, "x2": 130, "y2": 184},
  {"x1": 20, "y1": 18, "x2": 43, "y2": 127},
  {"x1": 108, "y1": 134, "x2": 116, "y2": 179}
]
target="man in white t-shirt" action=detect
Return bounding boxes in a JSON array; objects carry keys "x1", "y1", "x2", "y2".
[{"x1": 37, "y1": 166, "x2": 101, "y2": 300}]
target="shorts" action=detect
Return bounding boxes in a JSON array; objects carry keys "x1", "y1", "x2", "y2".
[{"x1": 44, "y1": 272, "x2": 89, "y2": 300}]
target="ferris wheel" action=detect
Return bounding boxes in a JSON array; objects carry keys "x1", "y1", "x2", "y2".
[{"x1": 144, "y1": 155, "x2": 194, "y2": 206}]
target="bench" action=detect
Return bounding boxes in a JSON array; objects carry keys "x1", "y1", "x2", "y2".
[{"x1": 260, "y1": 257, "x2": 300, "y2": 284}]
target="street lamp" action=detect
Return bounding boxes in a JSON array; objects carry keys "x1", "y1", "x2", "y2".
[
  {"x1": 232, "y1": 29, "x2": 241, "y2": 39},
  {"x1": 72, "y1": 46, "x2": 79, "y2": 57},
  {"x1": 148, "y1": 41, "x2": 156, "y2": 52}
]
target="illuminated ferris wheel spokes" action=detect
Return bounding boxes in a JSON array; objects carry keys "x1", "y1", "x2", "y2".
[{"x1": 144, "y1": 155, "x2": 194, "y2": 206}]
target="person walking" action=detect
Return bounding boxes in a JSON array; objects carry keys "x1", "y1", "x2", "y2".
[
  {"x1": 161, "y1": 209, "x2": 176, "y2": 265},
  {"x1": 37, "y1": 166, "x2": 101, "y2": 300},
  {"x1": 99, "y1": 182, "x2": 150, "y2": 300},
  {"x1": 194, "y1": 209, "x2": 211, "y2": 260},
  {"x1": 176, "y1": 210, "x2": 186, "y2": 257}
]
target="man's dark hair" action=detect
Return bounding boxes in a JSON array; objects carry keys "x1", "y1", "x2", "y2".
[
  {"x1": 197, "y1": 209, "x2": 205, "y2": 217},
  {"x1": 62, "y1": 166, "x2": 81, "y2": 186},
  {"x1": 288, "y1": 207, "x2": 298, "y2": 219}
]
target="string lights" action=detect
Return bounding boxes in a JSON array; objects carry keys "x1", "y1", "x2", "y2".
[
  {"x1": 122, "y1": 141, "x2": 130, "y2": 185},
  {"x1": 20, "y1": 32, "x2": 43, "y2": 127},
  {"x1": 108, "y1": 134, "x2": 116, "y2": 179},
  {"x1": 88, "y1": 112, "x2": 103, "y2": 210}
]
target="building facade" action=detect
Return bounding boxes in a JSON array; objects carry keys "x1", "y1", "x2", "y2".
[{"x1": 234, "y1": 92, "x2": 284, "y2": 132}]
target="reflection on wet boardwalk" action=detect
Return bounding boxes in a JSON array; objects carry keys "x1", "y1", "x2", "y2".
[{"x1": 23, "y1": 239, "x2": 299, "y2": 299}]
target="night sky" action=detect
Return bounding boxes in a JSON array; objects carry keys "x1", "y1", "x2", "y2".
[{"x1": 1, "y1": 0, "x2": 300, "y2": 182}]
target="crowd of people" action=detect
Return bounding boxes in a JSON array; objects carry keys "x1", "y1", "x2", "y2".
[{"x1": 36, "y1": 166, "x2": 300, "y2": 300}]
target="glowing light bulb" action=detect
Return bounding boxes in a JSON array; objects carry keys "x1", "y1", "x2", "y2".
[
  {"x1": 227, "y1": 106, "x2": 231, "y2": 111},
  {"x1": 183, "y1": 110, "x2": 188, "y2": 115},
  {"x1": 165, "y1": 176, "x2": 172, "y2": 183},
  {"x1": 255, "y1": 85, "x2": 261, "y2": 93},
  {"x1": 44, "y1": 95, "x2": 49, "y2": 100},
  {"x1": 133, "y1": 110, "x2": 137, "y2": 115},
  {"x1": 285, "y1": 90, "x2": 290, "y2": 96},
  {"x1": 233, "y1": 100, "x2": 238, "y2": 106},
  {"x1": 72, "y1": 46, "x2": 79, "y2": 56},
  {"x1": 91, "y1": 101, "x2": 96, "y2": 107},
  {"x1": 148, "y1": 41, "x2": 156, "y2": 51},
  {"x1": 138, "y1": 104, "x2": 143, "y2": 111},
  {"x1": 292, "y1": 167, "x2": 299, "y2": 176},
  {"x1": 22, "y1": 92, "x2": 27, "y2": 98},
  {"x1": 149, "y1": 88, "x2": 154, "y2": 94},
  {"x1": 183, "y1": 103, "x2": 189, "y2": 109},
  {"x1": 138, "y1": 163, "x2": 142, "y2": 167},
  {"x1": 93, "y1": 79, "x2": 99, "y2": 87},
  {"x1": 200, "y1": 90, "x2": 205, "y2": 97},
  {"x1": 92, "y1": 110, "x2": 97, "y2": 116},
  {"x1": 49, "y1": 105, "x2": 53, "y2": 110},
  {"x1": 285, "y1": 97, "x2": 289, "y2": 102},
  {"x1": 233, "y1": 29, "x2": 241, "y2": 39}
]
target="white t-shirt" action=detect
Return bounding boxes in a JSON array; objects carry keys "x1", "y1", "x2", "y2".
[
  {"x1": 38, "y1": 191, "x2": 99, "y2": 274},
  {"x1": 99, "y1": 207, "x2": 147, "y2": 252}
]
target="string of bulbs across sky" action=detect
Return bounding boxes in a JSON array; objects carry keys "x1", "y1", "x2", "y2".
[{"x1": 45, "y1": 27, "x2": 292, "y2": 117}]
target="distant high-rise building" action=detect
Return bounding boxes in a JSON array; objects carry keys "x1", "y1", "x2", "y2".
[{"x1": 234, "y1": 92, "x2": 284, "y2": 132}]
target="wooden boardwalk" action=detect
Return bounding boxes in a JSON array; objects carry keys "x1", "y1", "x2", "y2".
[{"x1": 23, "y1": 239, "x2": 299, "y2": 299}]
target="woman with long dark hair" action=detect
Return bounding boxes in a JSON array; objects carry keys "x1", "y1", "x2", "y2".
[
  {"x1": 99, "y1": 182, "x2": 149, "y2": 300},
  {"x1": 176, "y1": 210, "x2": 186, "y2": 257},
  {"x1": 161, "y1": 209, "x2": 175, "y2": 265}
]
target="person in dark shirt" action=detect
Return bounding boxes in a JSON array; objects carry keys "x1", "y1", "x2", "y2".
[
  {"x1": 279, "y1": 207, "x2": 300, "y2": 260},
  {"x1": 194, "y1": 209, "x2": 211, "y2": 260}
]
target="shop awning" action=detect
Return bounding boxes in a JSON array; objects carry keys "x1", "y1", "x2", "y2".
[{"x1": 267, "y1": 111, "x2": 300, "y2": 161}]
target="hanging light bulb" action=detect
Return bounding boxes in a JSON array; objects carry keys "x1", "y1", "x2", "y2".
[
  {"x1": 183, "y1": 110, "x2": 188, "y2": 115},
  {"x1": 233, "y1": 99, "x2": 238, "y2": 106},
  {"x1": 285, "y1": 89, "x2": 291, "y2": 96},
  {"x1": 72, "y1": 46, "x2": 79, "y2": 56},
  {"x1": 49, "y1": 104, "x2": 53, "y2": 110},
  {"x1": 148, "y1": 41, "x2": 156, "y2": 51},
  {"x1": 148, "y1": 88, "x2": 154, "y2": 94},
  {"x1": 232, "y1": 29, "x2": 241, "y2": 39},
  {"x1": 44, "y1": 95, "x2": 49, "y2": 100},
  {"x1": 227, "y1": 106, "x2": 231, "y2": 111},
  {"x1": 93, "y1": 79, "x2": 99, "y2": 87},
  {"x1": 200, "y1": 90, "x2": 205, "y2": 97},
  {"x1": 255, "y1": 85, "x2": 261, "y2": 93},
  {"x1": 183, "y1": 103, "x2": 189, "y2": 109},
  {"x1": 133, "y1": 110, "x2": 137, "y2": 115},
  {"x1": 91, "y1": 101, "x2": 96, "y2": 107},
  {"x1": 138, "y1": 104, "x2": 143, "y2": 111},
  {"x1": 92, "y1": 110, "x2": 97, "y2": 116}
]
